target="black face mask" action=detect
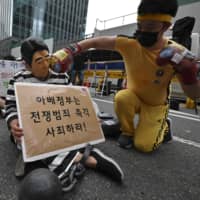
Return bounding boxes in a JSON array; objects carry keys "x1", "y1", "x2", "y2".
[{"x1": 134, "y1": 30, "x2": 159, "y2": 47}]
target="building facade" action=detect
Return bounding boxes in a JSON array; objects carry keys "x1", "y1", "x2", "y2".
[
  {"x1": 0, "y1": 0, "x2": 13, "y2": 40},
  {"x1": 0, "y1": 0, "x2": 89, "y2": 58}
]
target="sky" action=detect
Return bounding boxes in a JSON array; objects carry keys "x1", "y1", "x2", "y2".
[{"x1": 85, "y1": 0, "x2": 140, "y2": 34}]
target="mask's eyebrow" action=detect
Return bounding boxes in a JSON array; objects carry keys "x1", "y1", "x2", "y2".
[
  {"x1": 35, "y1": 57, "x2": 43, "y2": 63},
  {"x1": 35, "y1": 54, "x2": 49, "y2": 62},
  {"x1": 44, "y1": 54, "x2": 50, "y2": 58}
]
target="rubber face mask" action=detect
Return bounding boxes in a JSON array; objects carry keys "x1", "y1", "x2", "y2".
[{"x1": 135, "y1": 30, "x2": 159, "y2": 47}]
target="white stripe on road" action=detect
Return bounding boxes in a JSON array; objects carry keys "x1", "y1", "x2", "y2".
[
  {"x1": 173, "y1": 136, "x2": 200, "y2": 149},
  {"x1": 169, "y1": 109, "x2": 200, "y2": 119},
  {"x1": 93, "y1": 98, "x2": 200, "y2": 121},
  {"x1": 93, "y1": 98, "x2": 113, "y2": 104},
  {"x1": 169, "y1": 113, "x2": 200, "y2": 122},
  {"x1": 93, "y1": 98, "x2": 200, "y2": 149}
]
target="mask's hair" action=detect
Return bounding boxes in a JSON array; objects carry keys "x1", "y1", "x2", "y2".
[
  {"x1": 138, "y1": 0, "x2": 178, "y2": 17},
  {"x1": 20, "y1": 37, "x2": 49, "y2": 65}
]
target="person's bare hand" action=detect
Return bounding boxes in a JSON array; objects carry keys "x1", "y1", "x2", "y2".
[{"x1": 9, "y1": 119, "x2": 23, "y2": 142}]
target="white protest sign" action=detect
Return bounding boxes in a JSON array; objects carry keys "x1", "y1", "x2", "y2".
[
  {"x1": 0, "y1": 60, "x2": 25, "y2": 96},
  {"x1": 15, "y1": 83, "x2": 105, "y2": 162}
]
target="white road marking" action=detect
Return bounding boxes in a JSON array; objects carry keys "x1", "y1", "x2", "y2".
[
  {"x1": 169, "y1": 113, "x2": 200, "y2": 122},
  {"x1": 169, "y1": 109, "x2": 200, "y2": 119},
  {"x1": 93, "y1": 98, "x2": 113, "y2": 104},
  {"x1": 93, "y1": 98, "x2": 200, "y2": 148},
  {"x1": 173, "y1": 136, "x2": 200, "y2": 149},
  {"x1": 93, "y1": 98, "x2": 200, "y2": 120}
]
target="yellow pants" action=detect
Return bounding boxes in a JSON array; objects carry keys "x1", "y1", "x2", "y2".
[{"x1": 114, "y1": 89, "x2": 169, "y2": 152}]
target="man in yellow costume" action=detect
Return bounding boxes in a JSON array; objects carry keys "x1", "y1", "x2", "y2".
[{"x1": 59, "y1": 0, "x2": 200, "y2": 152}]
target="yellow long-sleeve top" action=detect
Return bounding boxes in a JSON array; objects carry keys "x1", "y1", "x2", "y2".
[{"x1": 115, "y1": 36, "x2": 178, "y2": 106}]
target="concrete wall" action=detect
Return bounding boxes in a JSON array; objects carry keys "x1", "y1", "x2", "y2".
[{"x1": 175, "y1": 2, "x2": 200, "y2": 33}]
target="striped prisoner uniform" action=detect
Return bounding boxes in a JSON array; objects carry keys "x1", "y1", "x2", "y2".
[
  {"x1": 5, "y1": 69, "x2": 70, "y2": 127},
  {"x1": 5, "y1": 69, "x2": 80, "y2": 186}
]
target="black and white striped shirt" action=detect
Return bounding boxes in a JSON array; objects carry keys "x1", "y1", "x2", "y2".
[
  {"x1": 5, "y1": 69, "x2": 86, "y2": 189},
  {"x1": 5, "y1": 69, "x2": 102, "y2": 188},
  {"x1": 5, "y1": 69, "x2": 70, "y2": 127}
]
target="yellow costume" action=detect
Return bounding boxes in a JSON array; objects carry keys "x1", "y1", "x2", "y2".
[{"x1": 114, "y1": 36, "x2": 178, "y2": 152}]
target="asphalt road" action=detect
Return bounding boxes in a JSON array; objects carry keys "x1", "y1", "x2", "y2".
[{"x1": 0, "y1": 94, "x2": 200, "y2": 200}]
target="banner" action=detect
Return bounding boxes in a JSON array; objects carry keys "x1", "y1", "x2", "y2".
[
  {"x1": 15, "y1": 83, "x2": 105, "y2": 162},
  {"x1": 0, "y1": 60, "x2": 25, "y2": 96}
]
